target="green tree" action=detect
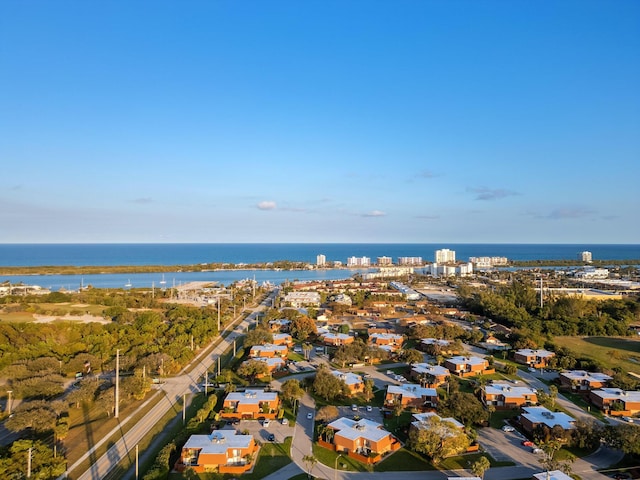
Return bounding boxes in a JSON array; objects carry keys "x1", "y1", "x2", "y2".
[
  {"x1": 439, "y1": 392, "x2": 488, "y2": 427},
  {"x1": 291, "y1": 316, "x2": 317, "y2": 341},
  {"x1": 315, "y1": 405, "x2": 339, "y2": 423},
  {"x1": 471, "y1": 456, "x2": 491, "y2": 479},
  {"x1": 313, "y1": 366, "x2": 348, "y2": 402},
  {"x1": 408, "y1": 417, "x2": 471, "y2": 464},
  {"x1": 244, "y1": 327, "x2": 273, "y2": 348},
  {"x1": 237, "y1": 360, "x2": 269, "y2": 384},
  {"x1": 280, "y1": 379, "x2": 304, "y2": 407},
  {"x1": 401, "y1": 348, "x2": 423, "y2": 365}
]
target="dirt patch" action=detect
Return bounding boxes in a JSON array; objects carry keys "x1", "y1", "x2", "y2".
[{"x1": 33, "y1": 313, "x2": 109, "y2": 324}]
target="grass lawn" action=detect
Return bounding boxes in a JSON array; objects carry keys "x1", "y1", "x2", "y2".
[
  {"x1": 374, "y1": 448, "x2": 435, "y2": 471},
  {"x1": 560, "y1": 391, "x2": 606, "y2": 421},
  {"x1": 439, "y1": 452, "x2": 514, "y2": 470},
  {"x1": 554, "y1": 336, "x2": 640, "y2": 373},
  {"x1": 168, "y1": 437, "x2": 293, "y2": 480},
  {"x1": 312, "y1": 443, "x2": 371, "y2": 472},
  {"x1": 287, "y1": 352, "x2": 305, "y2": 362},
  {"x1": 488, "y1": 409, "x2": 519, "y2": 429}
]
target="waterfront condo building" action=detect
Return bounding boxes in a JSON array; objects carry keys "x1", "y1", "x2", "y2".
[
  {"x1": 435, "y1": 248, "x2": 456, "y2": 264},
  {"x1": 398, "y1": 256, "x2": 423, "y2": 266},
  {"x1": 377, "y1": 256, "x2": 393, "y2": 266},
  {"x1": 347, "y1": 256, "x2": 371, "y2": 267},
  {"x1": 578, "y1": 251, "x2": 593, "y2": 262},
  {"x1": 317, "y1": 254, "x2": 326, "y2": 267}
]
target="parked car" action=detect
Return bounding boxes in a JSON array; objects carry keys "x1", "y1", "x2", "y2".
[
  {"x1": 351, "y1": 404, "x2": 358, "y2": 411},
  {"x1": 501, "y1": 425, "x2": 515, "y2": 432},
  {"x1": 263, "y1": 419, "x2": 270, "y2": 427},
  {"x1": 366, "y1": 406, "x2": 372, "y2": 412},
  {"x1": 532, "y1": 448, "x2": 544, "y2": 454},
  {"x1": 622, "y1": 416, "x2": 634, "y2": 423},
  {"x1": 522, "y1": 441, "x2": 535, "y2": 447},
  {"x1": 267, "y1": 433, "x2": 275, "y2": 441},
  {"x1": 281, "y1": 418, "x2": 289, "y2": 425}
]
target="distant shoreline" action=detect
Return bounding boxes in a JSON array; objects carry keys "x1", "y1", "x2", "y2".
[{"x1": 1, "y1": 258, "x2": 639, "y2": 276}]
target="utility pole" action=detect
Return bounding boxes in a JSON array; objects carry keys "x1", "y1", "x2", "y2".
[
  {"x1": 27, "y1": 447, "x2": 32, "y2": 478},
  {"x1": 233, "y1": 339, "x2": 236, "y2": 357},
  {"x1": 135, "y1": 444, "x2": 139, "y2": 480},
  {"x1": 115, "y1": 349, "x2": 120, "y2": 419},
  {"x1": 182, "y1": 393, "x2": 186, "y2": 424},
  {"x1": 217, "y1": 296, "x2": 221, "y2": 333},
  {"x1": 217, "y1": 357, "x2": 221, "y2": 377},
  {"x1": 6, "y1": 390, "x2": 12, "y2": 415}
]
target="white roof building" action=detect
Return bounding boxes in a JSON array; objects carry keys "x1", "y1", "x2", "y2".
[
  {"x1": 331, "y1": 370, "x2": 364, "y2": 388},
  {"x1": 327, "y1": 417, "x2": 391, "y2": 443},
  {"x1": 182, "y1": 430, "x2": 254, "y2": 455},
  {"x1": 412, "y1": 412, "x2": 464, "y2": 431},
  {"x1": 484, "y1": 382, "x2": 537, "y2": 398},
  {"x1": 521, "y1": 406, "x2": 575, "y2": 430},
  {"x1": 411, "y1": 363, "x2": 450, "y2": 378},
  {"x1": 533, "y1": 470, "x2": 573, "y2": 480},
  {"x1": 224, "y1": 390, "x2": 278, "y2": 405},
  {"x1": 387, "y1": 384, "x2": 437, "y2": 400}
]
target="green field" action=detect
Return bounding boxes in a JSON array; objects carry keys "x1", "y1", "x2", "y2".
[{"x1": 554, "y1": 336, "x2": 640, "y2": 374}]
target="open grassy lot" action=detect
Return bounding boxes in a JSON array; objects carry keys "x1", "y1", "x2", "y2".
[
  {"x1": 0, "y1": 302, "x2": 107, "y2": 322},
  {"x1": 374, "y1": 448, "x2": 434, "y2": 471},
  {"x1": 554, "y1": 336, "x2": 640, "y2": 373}
]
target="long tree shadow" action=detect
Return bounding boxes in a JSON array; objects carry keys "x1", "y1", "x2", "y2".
[
  {"x1": 583, "y1": 336, "x2": 640, "y2": 353},
  {"x1": 83, "y1": 402, "x2": 97, "y2": 467}
]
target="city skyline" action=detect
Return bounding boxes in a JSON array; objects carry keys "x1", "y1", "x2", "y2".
[{"x1": 1, "y1": 1, "x2": 639, "y2": 244}]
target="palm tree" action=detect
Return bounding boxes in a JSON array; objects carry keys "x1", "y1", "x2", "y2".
[{"x1": 302, "y1": 454, "x2": 317, "y2": 479}]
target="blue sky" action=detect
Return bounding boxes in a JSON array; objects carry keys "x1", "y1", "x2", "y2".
[{"x1": 1, "y1": 0, "x2": 639, "y2": 243}]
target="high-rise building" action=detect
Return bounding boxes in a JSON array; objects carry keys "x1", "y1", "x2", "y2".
[
  {"x1": 398, "y1": 256, "x2": 423, "y2": 266},
  {"x1": 578, "y1": 251, "x2": 592, "y2": 263},
  {"x1": 316, "y1": 254, "x2": 326, "y2": 267},
  {"x1": 377, "y1": 256, "x2": 393, "y2": 266},
  {"x1": 347, "y1": 256, "x2": 371, "y2": 267},
  {"x1": 435, "y1": 249, "x2": 456, "y2": 264}
]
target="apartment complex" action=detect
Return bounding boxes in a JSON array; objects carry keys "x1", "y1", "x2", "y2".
[
  {"x1": 385, "y1": 384, "x2": 438, "y2": 409},
  {"x1": 482, "y1": 382, "x2": 538, "y2": 409},
  {"x1": 444, "y1": 356, "x2": 491, "y2": 377},
  {"x1": 520, "y1": 406, "x2": 575, "y2": 434},
  {"x1": 513, "y1": 349, "x2": 555, "y2": 369},
  {"x1": 221, "y1": 390, "x2": 280, "y2": 419},
  {"x1": 347, "y1": 256, "x2": 371, "y2": 267},
  {"x1": 331, "y1": 370, "x2": 365, "y2": 395},
  {"x1": 398, "y1": 256, "x2": 423, "y2": 265},
  {"x1": 176, "y1": 431, "x2": 257, "y2": 474},
  {"x1": 410, "y1": 363, "x2": 451, "y2": 387},
  {"x1": 589, "y1": 388, "x2": 640, "y2": 415},
  {"x1": 558, "y1": 370, "x2": 612, "y2": 391},
  {"x1": 326, "y1": 417, "x2": 400, "y2": 461},
  {"x1": 435, "y1": 248, "x2": 456, "y2": 263}
]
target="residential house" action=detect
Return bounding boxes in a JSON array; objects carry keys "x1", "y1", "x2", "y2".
[
  {"x1": 325, "y1": 417, "x2": 400, "y2": 463},
  {"x1": 249, "y1": 344, "x2": 288, "y2": 359},
  {"x1": 385, "y1": 383, "x2": 438, "y2": 409},
  {"x1": 331, "y1": 370, "x2": 364, "y2": 395},
  {"x1": 221, "y1": 390, "x2": 280, "y2": 419},
  {"x1": 513, "y1": 349, "x2": 555, "y2": 369},
  {"x1": 283, "y1": 291, "x2": 321, "y2": 307},
  {"x1": 369, "y1": 333, "x2": 404, "y2": 352},
  {"x1": 272, "y1": 333, "x2": 293, "y2": 347},
  {"x1": 268, "y1": 319, "x2": 291, "y2": 332},
  {"x1": 589, "y1": 388, "x2": 640, "y2": 416},
  {"x1": 410, "y1": 363, "x2": 450, "y2": 387},
  {"x1": 482, "y1": 382, "x2": 538, "y2": 409},
  {"x1": 520, "y1": 406, "x2": 575, "y2": 434},
  {"x1": 175, "y1": 431, "x2": 257, "y2": 474},
  {"x1": 444, "y1": 356, "x2": 492, "y2": 377},
  {"x1": 532, "y1": 471, "x2": 573, "y2": 480},
  {"x1": 322, "y1": 332, "x2": 354, "y2": 346},
  {"x1": 559, "y1": 371, "x2": 612, "y2": 392},
  {"x1": 420, "y1": 338, "x2": 461, "y2": 355},
  {"x1": 242, "y1": 357, "x2": 286, "y2": 377},
  {"x1": 411, "y1": 412, "x2": 464, "y2": 432}
]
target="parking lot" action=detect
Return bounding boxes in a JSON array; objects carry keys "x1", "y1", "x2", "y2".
[
  {"x1": 220, "y1": 418, "x2": 294, "y2": 444},
  {"x1": 335, "y1": 404, "x2": 384, "y2": 423}
]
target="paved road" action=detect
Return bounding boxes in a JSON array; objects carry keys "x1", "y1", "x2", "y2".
[{"x1": 63, "y1": 289, "x2": 277, "y2": 480}]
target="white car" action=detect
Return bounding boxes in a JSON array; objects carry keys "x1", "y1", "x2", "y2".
[
  {"x1": 366, "y1": 406, "x2": 372, "y2": 412},
  {"x1": 501, "y1": 425, "x2": 515, "y2": 432},
  {"x1": 281, "y1": 417, "x2": 289, "y2": 425},
  {"x1": 263, "y1": 419, "x2": 270, "y2": 427},
  {"x1": 307, "y1": 412, "x2": 313, "y2": 420}
]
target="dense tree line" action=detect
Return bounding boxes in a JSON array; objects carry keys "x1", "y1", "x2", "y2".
[{"x1": 458, "y1": 281, "x2": 639, "y2": 337}]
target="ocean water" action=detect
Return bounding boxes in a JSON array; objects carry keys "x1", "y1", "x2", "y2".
[
  {"x1": 0, "y1": 243, "x2": 638, "y2": 290},
  {"x1": 1, "y1": 243, "x2": 639, "y2": 267}
]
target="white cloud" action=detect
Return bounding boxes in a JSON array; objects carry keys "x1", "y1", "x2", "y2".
[
  {"x1": 257, "y1": 201, "x2": 277, "y2": 210},
  {"x1": 362, "y1": 210, "x2": 386, "y2": 217}
]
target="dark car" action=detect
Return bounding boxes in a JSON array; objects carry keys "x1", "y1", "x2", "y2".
[{"x1": 268, "y1": 433, "x2": 275, "y2": 441}]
